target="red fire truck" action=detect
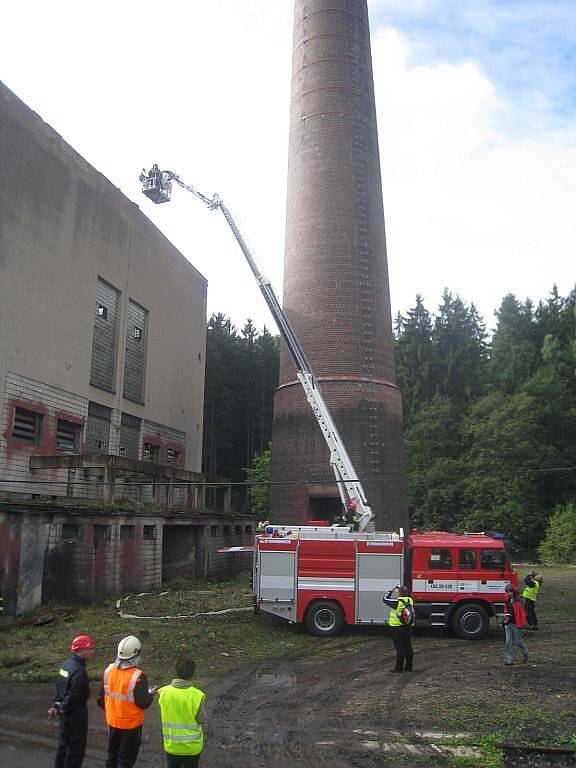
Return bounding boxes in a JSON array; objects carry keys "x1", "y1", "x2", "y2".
[
  {"x1": 252, "y1": 525, "x2": 517, "y2": 639},
  {"x1": 141, "y1": 168, "x2": 518, "y2": 640}
]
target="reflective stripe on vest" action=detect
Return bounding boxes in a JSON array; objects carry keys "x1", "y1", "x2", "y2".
[
  {"x1": 522, "y1": 581, "x2": 540, "y2": 602},
  {"x1": 103, "y1": 664, "x2": 145, "y2": 729},
  {"x1": 389, "y1": 596, "x2": 414, "y2": 627},
  {"x1": 158, "y1": 684, "x2": 205, "y2": 756}
]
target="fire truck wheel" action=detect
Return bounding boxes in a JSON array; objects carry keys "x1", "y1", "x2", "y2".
[
  {"x1": 306, "y1": 601, "x2": 345, "y2": 637},
  {"x1": 452, "y1": 603, "x2": 489, "y2": 640}
]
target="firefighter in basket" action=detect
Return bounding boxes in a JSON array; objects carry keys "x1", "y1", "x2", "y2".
[{"x1": 383, "y1": 585, "x2": 415, "y2": 673}]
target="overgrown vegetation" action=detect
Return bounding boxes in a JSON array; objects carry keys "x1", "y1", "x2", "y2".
[{"x1": 206, "y1": 287, "x2": 576, "y2": 557}]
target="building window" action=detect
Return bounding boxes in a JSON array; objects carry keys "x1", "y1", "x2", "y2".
[
  {"x1": 12, "y1": 407, "x2": 43, "y2": 444},
  {"x1": 166, "y1": 448, "x2": 181, "y2": 466},
  {"x1": 143, "y1": 525, "x2": 156, "y2": 540},
  {"x1": 143, "y1": 442, "x2": 160, "y2": 463},
  {"x1": 90, "y1": 277, "x2": 120, "y2": 392},
  {"x1": 224, "y1": 525, "x2": 232, "y2": 537},
  {"x1": 235, "y1": 525, "x2": 242, "y2": 537},
  {"x1": 85, "y1": 402, "x2": 112, "y2": 453},
  {"x1": 245, "y1": 525, "x2": 252, "y2": 535},
  {"x1": 123, "y1": 299, "x2": 149, "y2": 403},
  {"x1": 211, "y1": 525, "x2": 220, "y2": 538},
  {"x1": 56, "y1": 419, "x2": 81, "y2": 453},
  {"x1": 120, "y1": 524, "x2": 136, "y2": 541},
  {"x1": 93, "y1": 525, "x2": 111, "y2": 542},
  {"x1": 62, "y1": 524, "x2": 80, "y2": 542},
  {"x1": 120, "y1": 413, "x2": 141, "y2": 460},
  {"x1": 428, "y1": 548, "x2": 453, "y2": 570}
]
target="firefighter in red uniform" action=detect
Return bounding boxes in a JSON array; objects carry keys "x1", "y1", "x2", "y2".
[
  {"x1": 98, "y1": 635, "x2": 156, "y2": 767},
  {"x1": 49, "y1": 634, "x2": 95, "y2": 768}
]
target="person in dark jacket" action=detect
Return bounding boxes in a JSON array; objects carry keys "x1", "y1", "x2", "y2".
[
  {"x1": 503, "y1": 584, "x2": 529, "y2": 666},
  {"x1": 383, "y1": 585, "x2": 415, "y2": 673},
  {"x1": 97, "y1": 635, "x2": 156, "y2": 768},
  {"x1": 49, "y1": 634, "x2": 95, "y2": 768}
]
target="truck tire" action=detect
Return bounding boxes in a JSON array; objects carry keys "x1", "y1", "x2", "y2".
[
  {"x1": 306, "y1": 600, "x2": 345, "y2": 637},
  {"x1": 452, "y1": 603, "x2": 489, "y2": 640}
]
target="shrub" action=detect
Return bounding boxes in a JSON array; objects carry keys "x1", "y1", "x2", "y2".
[{"x1": 538, "y1": 501, "x2": 576, "y2": 564}]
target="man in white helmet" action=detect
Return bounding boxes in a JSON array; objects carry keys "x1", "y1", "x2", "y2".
[{"x1": 98, "y1": 635, "x2": 156, "y2": 767}]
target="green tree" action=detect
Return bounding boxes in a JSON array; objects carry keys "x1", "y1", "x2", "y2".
[
  {"x1": 538, "y1": 501, "x2": 576, "y2": 564},
  {"x1": 405, "y1": 395, "x2": 464, "y2": 531},
  {"x1": 245, "y1": 445, "x2": 271, "y2": 518},
  {"x1": 489, "y1": 294, "x2": 538, "y2": 393},
  {"x1": 395, "y1": 295, "x2": 434, "y2": 427},
  {"x1": 432, "y1": 290, "x2": 488, "y2": 405}
]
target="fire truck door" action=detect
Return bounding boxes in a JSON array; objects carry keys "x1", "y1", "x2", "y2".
[
  {"x1": 356, "y1": 552, "x2": 404, "y2": 624},
  {"x1": 257, "y1": 550, "x2": 297, "y2": 621}
]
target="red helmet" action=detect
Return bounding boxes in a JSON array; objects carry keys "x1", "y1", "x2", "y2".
[{"x1": 71, "y1": 635, "x2": 95, "y2": 652}]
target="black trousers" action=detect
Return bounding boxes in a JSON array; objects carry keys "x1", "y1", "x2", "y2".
[
  {"x1": 166, "y1": 752, "x2": 201, "y2": 767},
  {"x1": 54, "y1": 710, "x2": 88, "y2": 768},
  {"x1": 105, "y1": 726, "x2": 142, "y2": 768},
  {"x1": 524, "y1": 599, "x2": 538, "y2": 628},
  {"x1": 391, "y1": 626, "x2": 414, "y2": 671}
]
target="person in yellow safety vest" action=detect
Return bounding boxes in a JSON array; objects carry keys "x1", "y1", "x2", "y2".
[
  {"x1": 522, "y1": 571, "x2": 542, "y2": 630},
  {"x1": 97, "y1": 635, "x2": 157, "y2": 768},
  {"x1": 157, "y1": 654, "x2": 207, "y2": 767},
  {"x1": 383, "y1": 585, "x2": 415, "y2": 673}
]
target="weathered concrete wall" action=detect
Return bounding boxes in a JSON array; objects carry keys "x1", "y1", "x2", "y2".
[
  {"x1": 0, "y1": 506, "x2": 254, "y2": 614},
  {"x1": 0, "y1": 80, "x2": 207, "y2": 484}
]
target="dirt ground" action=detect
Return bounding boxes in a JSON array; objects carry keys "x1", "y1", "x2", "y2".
[{"x1": 1, "y1": 565, "x2": 575, "y2": 767}]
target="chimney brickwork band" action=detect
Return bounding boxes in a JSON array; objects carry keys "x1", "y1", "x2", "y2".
[{"x1": 270, "y1": 0, "x2": 408, "y2": 530}]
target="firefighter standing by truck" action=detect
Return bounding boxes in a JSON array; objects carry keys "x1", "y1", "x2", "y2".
[
  {"x1": 48, "y1": 634, "x2": 95, "y2": 768},
  {"x1": 383, "y1": 586, "x2": 415, "y2": 673},
  {"x1": 522, "y1": 571, "x2": 542, "y2": 629},
  {"x1": 98, "y1": 635, "x2": 156, "y2": 768}
]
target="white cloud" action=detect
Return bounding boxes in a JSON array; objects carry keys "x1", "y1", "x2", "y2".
[
  {"x1": 1, "y1": 2, "x2": 574, "y2": 333},
  {"x1": 372, "y1": 27, "x2": 576, "y2": 327}
]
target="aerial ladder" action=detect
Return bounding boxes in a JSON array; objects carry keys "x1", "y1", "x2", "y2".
[{"x1": 139, "y1": 167, "x2": 376, "y2": 532}]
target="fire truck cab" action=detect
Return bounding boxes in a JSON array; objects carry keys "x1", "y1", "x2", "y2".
[{"x1": 253, "y1": 526, "x2": 517, "y2": 640}]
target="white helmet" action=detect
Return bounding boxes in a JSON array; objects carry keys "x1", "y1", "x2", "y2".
[{"x1": 117, "y1": 635, "x2": 141, "y2": 660}]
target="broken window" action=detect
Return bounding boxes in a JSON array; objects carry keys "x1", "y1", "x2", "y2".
[
  {"x1": 123, "y1": 300, "x2": 149, "y2": 403},
  {"x1": 93, "y1": 525, "x2": 111, "y2": 542},
  {"x1": 90, "y1": 278, "x2": 120, "y2": 392},
  {"x1": 85, "y1": 402, "x2": 112, "y2": 453},
  {"x1": 120, "y1": 413, "x2": 141, "y2": 460},
  {"x1": 120, "y1": 525, "x2": 136, "y2": 540},
  {"x1": 62, "y1": 524, "x2": 80, "y2": 542},
  {"x1": 166, "y1": 448, "x2": 181, "y2": 466},
  {"x1": 144, "y1": 442, "x2": 160, "y2": 463},
  {"x1": 12, "y1": 407, "x2": 43, "y2": 444},
  {"x1": 56, "y1": 419, "x2": 81, "y2": 453},
  {"x1": 143, "y1": 525, "x2": 156, "y2": 540}
]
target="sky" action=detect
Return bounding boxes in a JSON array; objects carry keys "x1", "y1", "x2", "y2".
[{"x1": 1, "y1": 0, "x2": 574, "y2": 334}]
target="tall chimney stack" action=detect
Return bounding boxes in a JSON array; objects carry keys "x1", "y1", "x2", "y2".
[{"x1": 270, "y1": 0, "x2": 408, "y2": 530}]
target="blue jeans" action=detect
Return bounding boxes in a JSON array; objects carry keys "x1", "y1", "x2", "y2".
[{"x1": 505, "y1": 624, "x2": 528, "y2": 663}]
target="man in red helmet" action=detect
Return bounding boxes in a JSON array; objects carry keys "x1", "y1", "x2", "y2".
[{"x1": 48, "y1": 634, "x2": 95, "y2": 768}]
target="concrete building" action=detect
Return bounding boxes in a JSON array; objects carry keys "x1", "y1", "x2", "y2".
[
  {"x1": 0, "y1": 81, "x2": 252, "y2": 614},
  {"x1": 270, "y1": 0, "x2": 408, "y2": 530}
]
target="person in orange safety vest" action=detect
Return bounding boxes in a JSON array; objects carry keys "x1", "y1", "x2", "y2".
[{"x1": 98, "y1": 635, "x2": 156, "y2": 768}]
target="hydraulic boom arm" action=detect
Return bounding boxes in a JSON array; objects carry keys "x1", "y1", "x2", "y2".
[{"x1": 140, "y1": 168, "x2": 375, "y2": 531}]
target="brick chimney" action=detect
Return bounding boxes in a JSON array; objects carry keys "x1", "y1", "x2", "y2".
[{"x1": 270, "y1": 0, "x2": 408, "y2": 530}]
